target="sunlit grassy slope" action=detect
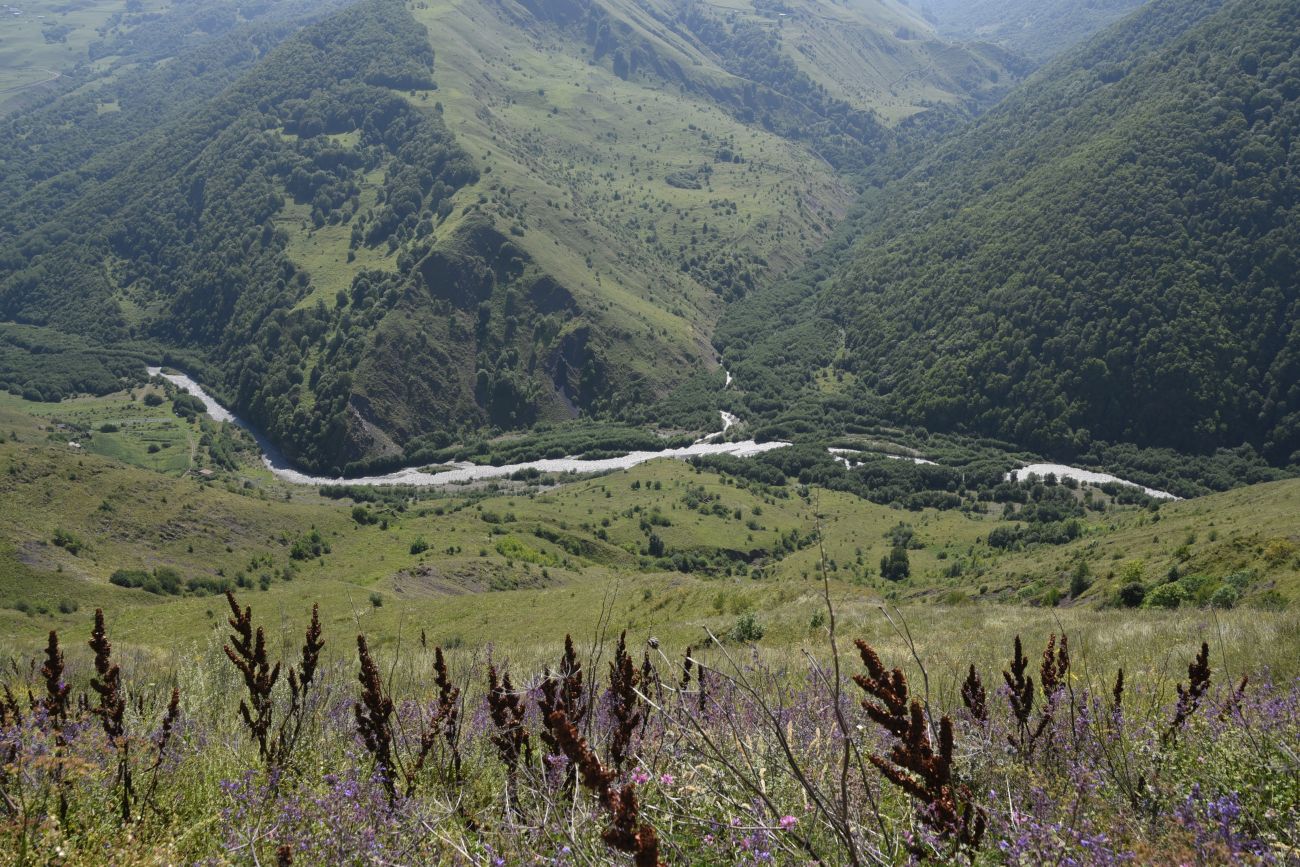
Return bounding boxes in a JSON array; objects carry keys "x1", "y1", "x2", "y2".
[
  {"x1": 0, "y1": 0, "x2": 169, "y2": 111},
  {"x1": 271, "y1": 0, "x2": 1018, "y2": 414},
  {"x1": 1, "y1": 389, "x2": 1295, "y2": 668}
]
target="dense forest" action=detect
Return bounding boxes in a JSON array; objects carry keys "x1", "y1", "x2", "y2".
[
  {"x1": 721, "y1": 0, "x2": 1300, "y2": 472},
  {"x1": 0, "y1": 0, "x2": 497, "y2": 472}
]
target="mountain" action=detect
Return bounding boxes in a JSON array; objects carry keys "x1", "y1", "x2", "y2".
[
  {"x1": 0, "y1": 0, "x2": 1017, "y2": 474},
  {"x1": 911, "y1": 0, "x2": 1150, "y2": 62},
  {"x1": 722, "y1": 0, "x2": 1300, "y2": 467}
]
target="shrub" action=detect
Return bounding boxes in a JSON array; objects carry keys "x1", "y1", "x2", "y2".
[
  {"x1": 1069, "y1": 562, "x2": 1092, "y2": 598},
  {"x1": 1117, "y1": 582, "x2": 1147, "y2": 607},
  {"x1": 1144, "y1": 582, "x2": 1186, "y2": 609},
  {"x1": 409, "y1": 537, "x2": 429, "y2": 555},
  {"x1": 880, "y1": 545, "x2": 910, "y2": 581},
  {"x1": 142, "y1": 393, "x2": 164, "y2": 407},
  {"x1": 1208, "y1": 585, "x2": 1239, "y2": 609},
  {"x1": 109, "y1": 567, "x2": 184, "y2": 595},
  {"x1": 369, "y1": 592, "x2": 383, "y2": 608},
  {"x1": 52, "y1": 527, "x2": 84, "y2": 554},
  {"x1": 290, "y1": 530, "x2": 327, "y2": 561},
  {"x1": 730, "y1": 613, "x2": 764, "y2": 642}
]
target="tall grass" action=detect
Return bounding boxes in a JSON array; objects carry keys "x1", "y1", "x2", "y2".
[{"x1": 0, "y1": 591, "x2": 1296, "y2": 864}]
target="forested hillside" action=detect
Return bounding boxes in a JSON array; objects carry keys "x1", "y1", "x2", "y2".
[
  {"x1": 0, "y1": 0, "x2": 485, "y2": 471},
  {"x1": 0, "y1": 0, "x2": 1017, "y2": 475},
  {"x1": 774, "y1": 0, "x2": 1300, "y2": 466},
  {"x1": 912, "y1": 0, "x2": 1148, "y2": 62}
]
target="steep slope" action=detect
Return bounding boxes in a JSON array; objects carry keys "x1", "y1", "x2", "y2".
[
  {"x1": 804, "y1": 0, "x2": 1300, "y2": 464},
  {"x1": 913, "y1": 0, "x2": 1149, "y2": 62},
  {"x1": 0, "y1": 0, "x2": 1017, "y2": 475}
]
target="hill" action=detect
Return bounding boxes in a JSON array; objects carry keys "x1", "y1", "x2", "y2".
[
  {"x1": 722, "y1": 0, "x2": 1300, "y2": 472},
  {"x1": 912, "y1": 0, "x2": 1149, "y2": 62},
  {"x1": 0, "y1": 0, "x2": 1017, "y2": 475},
  {"x1": 0, "y1": 385, "x2": 1294, "y2": 652}
]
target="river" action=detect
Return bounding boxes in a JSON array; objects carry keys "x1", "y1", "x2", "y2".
[
  {"x1": 147, "y1": 368, "x2": 788, "y2": 487},
  {"x1": 1006, "y1": 463, "x2": 1178, "y2": 500}
]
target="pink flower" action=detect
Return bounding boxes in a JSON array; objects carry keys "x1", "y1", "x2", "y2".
[
  {"x1": 631, "y1": 770, "x2": 651, "y2": 785},
  {"x1": 779, "y1": 815, "x2": 797, "y2": 831},
  {"x1": 659, "y1": 773, "x2": 675, "y2": 786}
]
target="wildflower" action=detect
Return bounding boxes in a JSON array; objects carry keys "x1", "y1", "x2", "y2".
[
  {"x1": 632, "y1": 769, "x2": 651, "y2": 784},
  {"x1": 659, "y1": 773, "x2": 674, "y2": 786},
  {"x1": 779, "y1": 815, "x2": 797, "y2": 831}
]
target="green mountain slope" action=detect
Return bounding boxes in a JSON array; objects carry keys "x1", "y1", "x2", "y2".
[
  {"x1": 778, "y1": 0, "x2": 1300, "y2": 465},
  {"x1": 913, "y1": 0, "x2": 1149, "y2": 62},
  {"x1": 0, "y1": 0, "x2": 1016, "y2": 475}
]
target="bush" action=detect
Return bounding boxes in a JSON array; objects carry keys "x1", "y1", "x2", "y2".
[
  {"x1": 1069, "y1": 562, "x2": 1092, "y2": 598},
  {"x1": 369, "y1": 592, "x2": 383, "y2": 607},
  {"x1": 57, "y1": 598, "x2": 78, "y2": 614},
  {"x1": 52, "y1": 528, "x2": 84, "y2": 555},
  {"x1": 730, "y1": 613, "x2": 764, "y2": 642},
  {"x1": 880, "y1": 546, "x2": 910, "y2": 581},
  {"x1": 290, "y1": 530, "x2": 328, "y2": 560},
  {"x1": 1208, "y1": 585, "x2": 1239, "y2": 609},
  {"x1": 110, "y1": 567, "x2": 184, "y2": 595},
  {"x1": 142, "y1": 393, "x2": 164, "y2": 407},
  {"x1": 1144, "y1": 582, "x2": 1186, "y2": 609},
  {"x1": 1117, "y1": 582, "x2": 1147, "y2": 608},
  {"x1": 410, "y1": 537, "x2": 429, "y2": 555}
]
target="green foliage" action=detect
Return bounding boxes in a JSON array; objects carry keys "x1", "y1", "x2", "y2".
[
  {"x1": 880, "y1": 545, "x2": 910, "y2": 582},
  {"x1": 0, "y1": 0, "x2": 478, "y2": 474},
  {"x1": 729, "y1": 612, "x2": 764, "y2": 643},
  {"x1": 0, "y1": 325, "x2": 153, "y2": 403},
  {"x1": 109, "y1": 566, "x2": 230, "y2": 597},
  {"x1": 1117, "y1": 582, "x2": 1147, "y2": 608},
  {"x1": 289, "y1": 530, "x2": 328, "y2": 561},
  {"x1": 51, "y1": 528, "x2": 84, "y2": 555},
  {"x1": 1069, "y1": 561, "x2": 1092, "y2": 598},
  {"x1": 1144, "y1": 582, "x2": 1187, "y2": 610},
  {"x1": 821, "y1": 0, "x2": 1300, "y2": 464}
]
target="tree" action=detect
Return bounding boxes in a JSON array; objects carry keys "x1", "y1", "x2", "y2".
[
  {"x1": 1069, "y1": 561, "x2": 1092, "y2": 598},
  {"x1": 880, "y1": 545, "x2": 910, "y2": 582}
]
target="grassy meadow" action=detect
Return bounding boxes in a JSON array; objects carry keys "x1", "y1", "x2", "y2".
[
  {"x1": 0, "y1": 382, "x2": 1296, "y2": 667},
  {"x1": 0, "y1": 0, "x2": 168, "y2": 111},
  {"x1": 0, "y1": 386, "x2": 1297, "y2": 864}
]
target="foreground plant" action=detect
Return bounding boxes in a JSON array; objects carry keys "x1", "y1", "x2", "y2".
[
  {"x1": 1, "y1": 603, "x2": 1296, "y2": 865},
  {"x1": 854, "y1": 639, "x2": 986, "y2": 859},
  {"x1": 548, "y1": 708, "x2": 663, "y2": 866}
]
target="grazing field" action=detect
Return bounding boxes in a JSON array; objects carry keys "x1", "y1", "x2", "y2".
[
  {"x1": 0, "y1": 0, "x2": 168, "y2": 110},
  {"x1": 0, "y1": 387, "x2": 1297, "y2": 863},
  {"x1": 1, "y1": 386, "x2": 1297, "y2": 656}
]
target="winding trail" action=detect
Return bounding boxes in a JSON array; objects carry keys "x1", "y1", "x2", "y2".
[
  {"x1": 148, "y1": 368, "x2": 787, "y2": 487},
  {"x1": 0, "y1": 66, "x2": 61, "y2": 96}
]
